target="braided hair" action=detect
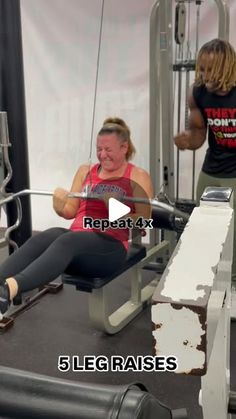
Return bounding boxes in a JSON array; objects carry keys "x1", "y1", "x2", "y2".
[{"x1": 195, "y1": 38, "x2": 236, "y2": 91}]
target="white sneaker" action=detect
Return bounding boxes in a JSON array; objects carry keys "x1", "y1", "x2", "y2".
[{"x1": 0, "y1": 284, "x2": 10, "y2": 320}]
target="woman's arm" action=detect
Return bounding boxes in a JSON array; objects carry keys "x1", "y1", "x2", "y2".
[
  {"x1": 130, "y1": 166, "x2": 154, "y2": 222},
  {"x1": 53, "y1": 164, "x2": 90, "y2": 219}
]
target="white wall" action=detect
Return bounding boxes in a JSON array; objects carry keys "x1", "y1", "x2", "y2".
[{"x1": 18, "y1": 0, "x2": 236, "y2": 230}]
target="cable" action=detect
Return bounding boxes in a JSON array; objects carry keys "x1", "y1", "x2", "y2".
[{"x1": 88, "y1": 0, "x2": 105, "y2": 169}]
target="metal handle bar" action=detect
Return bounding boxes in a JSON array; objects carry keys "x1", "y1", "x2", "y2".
[
  {"x1": 0, "y1": 189, "x2": 53, "y2": 206},
  {"x1": 0, "y1": 189, "x2": 190, "y2": 222},
  {"x1": 67, "y1": 192, "x2": 190, "y2": 222}
]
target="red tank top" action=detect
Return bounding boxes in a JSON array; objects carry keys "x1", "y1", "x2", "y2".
[{"x1": 70, "y1": 163, "x2": 135, "y2": 249}]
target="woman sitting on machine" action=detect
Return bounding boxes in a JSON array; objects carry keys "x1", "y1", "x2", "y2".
[{"x1": 0, "y1": 117, "x2": 153, "y2": 318}]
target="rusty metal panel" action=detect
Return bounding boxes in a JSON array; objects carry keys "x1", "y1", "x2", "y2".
[{"x1": 152, "y1": 203, "x2": 233, "y2": 375}]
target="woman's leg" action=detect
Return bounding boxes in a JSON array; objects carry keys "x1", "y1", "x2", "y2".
[
  {"x1": 0, "y1": 227, "x2": 68, "y2": 283},
  {"x1": 7, "y1": 231, "x2": 126, "y2": 294},
  {"x1": 0, "y1": 231, "x2": 126, "y2": 317}
]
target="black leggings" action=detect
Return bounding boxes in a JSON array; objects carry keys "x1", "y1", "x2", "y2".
[{"x1": 0, "y1": 228, "x2": 127, "y2": 294}]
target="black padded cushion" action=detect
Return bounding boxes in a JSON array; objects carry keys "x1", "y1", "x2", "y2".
[
  {"x1": 62, "y1": 244, "x2": 146, "y2": 292},
  {"x1": 0, "y1": 366, "x2": 173, "y2": 419}
]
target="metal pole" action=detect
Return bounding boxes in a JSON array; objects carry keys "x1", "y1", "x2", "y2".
[
  {"x1": 159, "y1": 0, "x2": 175, "y2": 199},
  {"x1": 0, "y1": 0, "x2": 32, "y2": 250},
  {"x1": 214, "y1": 0, "x2": 230, "y2": 40},
  {"x1": 150, "y1": 0, "x2": 161, "y2": 246},
  {"x1": 150, "y1": 1, "x2": 161, "y2": 199}
]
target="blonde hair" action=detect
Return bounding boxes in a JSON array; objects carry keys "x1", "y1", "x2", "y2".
[
  {"x1": 195, "y1": 38, "x2": 236, "y2": 91},
  {"x1": 98, "y1": 117, "x2": 136, "y2": 161}
]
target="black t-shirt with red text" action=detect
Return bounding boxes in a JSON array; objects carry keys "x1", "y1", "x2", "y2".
[{"x1": 193, "y1": 84, "x2": 236, "y2": 177}]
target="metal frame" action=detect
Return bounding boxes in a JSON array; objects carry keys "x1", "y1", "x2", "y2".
[
  {"x1": 88, "y1": 240, "x2": 169, "y2": 334},
  {"x1": 149, "y1": 0, "x2": 230, "y2": 205},
  {"x1": 152, "y1": 187, "x2": 234, "y2": 418},
  {"x1": 150, "y1": 0, "x2": 174, "y2": 202}
]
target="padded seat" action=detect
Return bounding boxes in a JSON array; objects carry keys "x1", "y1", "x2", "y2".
[
  {"x1": 151, "y1": 207, "x2": 175, "y2": 230},
  {"x1": 62, "y1": 243, "x2": 146, "y2": 292},
  {"x1": 61, "y1": 230, "x2": 170, "y2": 334},
  {"x1": 0, "y1": 366, "x2": 187, "y2": 419}
]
